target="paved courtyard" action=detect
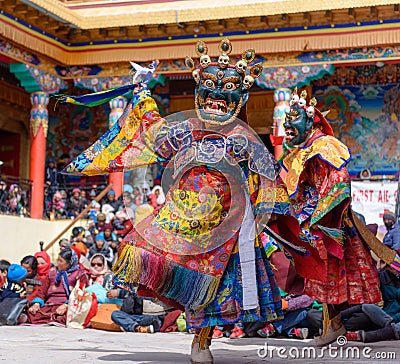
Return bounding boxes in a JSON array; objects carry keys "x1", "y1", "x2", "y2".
[{"x1": 0, "y1": 326, "x2": 398, "y2": 364}]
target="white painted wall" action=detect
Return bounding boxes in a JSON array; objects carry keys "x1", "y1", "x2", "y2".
[{"x1": 0, "y1": 215, "x2": 88, "y2": 263}]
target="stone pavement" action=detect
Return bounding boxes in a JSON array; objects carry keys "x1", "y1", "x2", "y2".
[{"x1": 0, "y1": 326, "x2": 398, "y2": 364}]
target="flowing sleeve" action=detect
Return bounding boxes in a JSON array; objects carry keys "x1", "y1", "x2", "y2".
[{"x1": 64, "y1": 88, "x2": 170, "y2": 176}]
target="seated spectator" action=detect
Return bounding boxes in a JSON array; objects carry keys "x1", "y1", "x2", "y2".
[
  {"x1": 103, "y1": 189, "x2": 121, "y2": 212},
  {"x1": 258, "y1": 290, "x2": 314, "y2": 339},
  {"x1": 114, "y1": 210, "x2": 134, "y2": 239},
  {"x1": 97, "y1": 224, "x2": 118, "y2": 254},
  {"x1": 379, "y1": 261, "x2": 400, "y2": 323},
  {"x1": 87, "y1": 253, "x2": 126, "y2": 305},
  {"x1": 132, "y1": 186, "x2": 142, "y2": 207},
  {"x1": 88, "y1": 213, "x2": 107, "y2": 237},
  {"x1": 70, "y1": 226, "x2": 93, "y2": 249},
  {"x1": 21, "y1": 255, "x2": 41, "y2": 302},
  {"x1": 383, "y1": 210, "x2": 400, "y2": 252},
  {"x1": 48, "y1": 191, "x2": 66, "y2": 219},
  {"x1": 0, "y1": 264, "x2": 27, "y2": 301},
  {"x1": 34, "y1": 251, "x2": 52, "y2": 280},
  {"x1": 152, "y1": 185, "x2": 165, "y2": 206},
  {"x1": 7, "y1": 184, "x2": 25, "y2": 216},
  {"x1": 27, "y1": 248, "x2": 88, "y2": 325},
  {"x1": 80, "y1": 190, "x2": 88, "y2": 207},
  {"x1": 121, "y1": 191, "x2": 137, "y2": 214},
  {"x1": 111, "y1": 293, "x2": 165, "y2": 333},
  {"x1": 87, "y1": 235, "x2": 114, "y2": 269},
  {"x1": 59, "y1": 238, "x2": 72, "y2": 250},
  {"x1": 0, "y1": 259, "x2": 10, "y2": 287},
  {"x1": 88, "y1": 199, "x2": 101, "y2": 223},
  {"x1": 68, "y1": 188, "x2": 85, "y2": 218}
]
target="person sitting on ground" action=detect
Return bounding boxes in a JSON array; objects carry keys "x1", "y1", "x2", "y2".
[
  {"x1": 383, "y1": 210, "x2": 400, "y2": 252},
  {"x1": 0, "y1": 259, "x2": 10, "y2": 287},
  {"x1": 111, "y1": 292, "x2": 166, "y2": 333},
  {"x1": 34, "y1": 251, "x2": 52, "y2": 281},
  {"x1": 87, "y1": 253, "x2": 126, "y2": 305},
  {"x1": 0, "y1": 264, "x2": 27, "y2": 302},
  {"x1": 87, "y1": 235, "x2": 114, "y2": 269},
  {"x1": 257, "y1": 289, "x2": 314, "y2": 340},
  {"x1": 27, "y1": 248, "x2": 88, "y2": 325},
  {"x1": 20, "y1": 255, "x2": 41, "y2": 303}
]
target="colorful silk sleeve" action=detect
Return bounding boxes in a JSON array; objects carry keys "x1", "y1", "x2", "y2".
[{"x1": 63, "y1": 88, "x2": 170, "y2": 176}]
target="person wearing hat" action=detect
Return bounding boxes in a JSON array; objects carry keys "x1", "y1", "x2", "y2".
[
  {"x1": 87, "y1": 234, "x2": 114, "y2": 269},
  {"x1": 104, "y1": 189, "x2": 121, "y2": 211},
  {"x1": 383, "y1": 210, "x2": 400, "y2": 252},
  {"x1": 0, "y1": 264, "x2": 27, "y2": 302},
  {"x1": 96, "y1": 223, "x2": 119, "y2": 253},
  {"x1": 68, "y1": 188, "x2": 85, "y2": 218}
]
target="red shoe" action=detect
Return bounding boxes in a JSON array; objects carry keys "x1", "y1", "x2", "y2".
[
  {"x1": 346, "y1": 331, "x2": 361, "y2": 341},
  {"x1": 229, "y1": 327, "x2": 245, "y2": 339},
  {"x1": 291, "y1": 327, "x2": 309, "y2": 339},
  {"x1": 257, "y1": 324, "x2": 275, "y2": 338},
  {"x1": 212, "y1": 328, "x2": 224, "y2": 339}
]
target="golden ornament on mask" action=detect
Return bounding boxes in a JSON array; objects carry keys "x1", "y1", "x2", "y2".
[
  {"x1": 249, "y1": 63, "x2": 263, "y2": 78},
  {"x1": 195, "y1": 41, "x2": 208, "y2": 56},
  {"x1": 218, "y1": 38, "x2": 232, "y2": 55},
  {"x1": 242, "y1": 49, "x2": 255, "y2": 63},
  {"x1": 185, "y1": 56, "x2": 195, "y2": 71},
  {"x1": 310, "y1": 97, "x2": 317, "y2": 107},
  {"x1": 300, "y1": 90, "x2": 307, "y2": 99}
]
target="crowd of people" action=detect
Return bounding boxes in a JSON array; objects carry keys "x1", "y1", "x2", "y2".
[
  {"x1": 0, "y1": 210, "x2": 399, "y2": 343},
  {"x1": 0, "y1": 180, "x2": 29, "y2": 216}
]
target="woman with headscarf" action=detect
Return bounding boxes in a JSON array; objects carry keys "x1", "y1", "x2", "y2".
[
  {"x1": 87, "y1": 253, "x2": 126, "y2": 305},
  {"x1": 27, "y1": 248, "x2": 88, "y2": 325},
  {"x1": 151, "y1": 185, "x2": 165, "y2": 206},
  {"x1": 34, "y1": 251, "x2": 52, "y2": 280}
]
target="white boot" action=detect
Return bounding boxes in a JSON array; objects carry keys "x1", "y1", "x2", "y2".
[{"x1": 190, "y1": 342, "x2": 214, "y2": 364}]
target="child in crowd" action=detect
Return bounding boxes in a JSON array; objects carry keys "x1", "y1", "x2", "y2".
[
  {"x1": 0, "y1": 264, "x2": 27, "y2": 302},
  {"x1": 0, "y1": 259, "x2": 10, "y2": 287}
]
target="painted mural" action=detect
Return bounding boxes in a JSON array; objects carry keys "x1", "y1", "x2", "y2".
[
  {"x1": 47, "y1": 99, "x2": 109, "y2": 161},
  {"x1": 314, "y1": 84, "x2": 400, "y2": 176}
]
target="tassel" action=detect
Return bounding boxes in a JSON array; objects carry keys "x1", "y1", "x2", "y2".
[{"x1": 112, "y1": 244, "x2": 134, "y2": 277}]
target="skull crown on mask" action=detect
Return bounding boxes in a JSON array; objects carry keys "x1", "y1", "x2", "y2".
[{"x1": 184, "y1": 39, "x2": 263, "y2": 125}]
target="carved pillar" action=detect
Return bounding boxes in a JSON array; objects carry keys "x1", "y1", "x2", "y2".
[
  {"x1": 271, "y1": 88, "x2": 291, "y2": 160},
  {"x1": 29, "y1": 91, "x2": 49, "y2": 219},
  {"x1": 108, "y1": 96, "x2": 128, "y2": 198}
]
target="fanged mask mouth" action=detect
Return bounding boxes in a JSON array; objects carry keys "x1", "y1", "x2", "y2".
[
  {"x1": 284, "y1": 126, "x2": 298, "y2": 141},
  {"x1": 204, "y1": 98, "x2": 228, "y2": 115}
]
